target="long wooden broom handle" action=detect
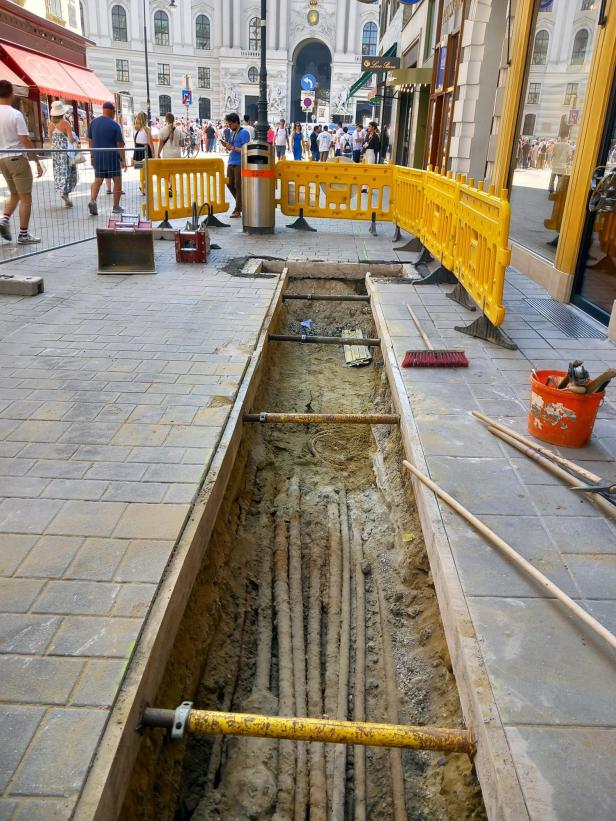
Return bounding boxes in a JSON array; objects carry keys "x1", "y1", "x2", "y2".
[
  {"x1": 406, "y1": 305, "x2": 433, "y2": 351},
  {"x1": 472, "y1": 411, "x2": 602, "y2": 484},
  {"x1": 403, "y1": 459, "x2": 616, "y2": 653}
]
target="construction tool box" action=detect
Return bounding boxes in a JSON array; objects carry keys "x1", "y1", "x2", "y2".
[
  {"x1": 174, "y1": 227, "x2": 210, "y2": 263},
  {"x1": 96, "y1": 215, "x2": 156, "y2": 275}
]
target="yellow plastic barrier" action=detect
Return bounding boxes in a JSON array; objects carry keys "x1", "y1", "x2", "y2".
[
  {"x1": 419, "y1": 168, "x2": 459, "y2": 273},
  {"x1": 276, "y1": 160, "x2": 394, "y2": 222},
  {"x1": 454, "y1": 180, "x2": 511, "y2": 327},
  {"x1": 392, "y1": 166, "x2": 424, "y2": 239},
  {"x1": 145, "y1": 158, "x2": 228, "y2": 221}
]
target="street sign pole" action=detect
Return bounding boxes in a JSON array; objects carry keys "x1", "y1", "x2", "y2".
[{"x1": 255, "y1": 0, "x2": 268, "y2": 142}]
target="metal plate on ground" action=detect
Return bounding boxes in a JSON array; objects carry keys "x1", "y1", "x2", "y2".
[
  {"x1": 343, "y1": 329, "x2": 372, "y2": 366},
  {"x1": 525, "y1": 298, "x2": 607, "y2": 339}
]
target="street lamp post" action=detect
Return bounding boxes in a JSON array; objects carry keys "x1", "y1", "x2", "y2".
[
  {"x1": 143, "y1": 0, "x2": 177, "y2": 127},
  {"x1": 255, "y1": 0, "x2": 268, "y2": 142}
]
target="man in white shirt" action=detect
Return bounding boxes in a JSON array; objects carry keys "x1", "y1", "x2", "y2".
[
  {"x1": 352, "y1": 123, "x2": 365, "y2": 163},
  {"x1": 317, "y1": 127, "x2": 333, "y2": 162},
  {"x1": 0, "y1": 80, "x2": 43, "y2": 244},
  {"x1": 275, "y1": 119, "x2": 289, "y2": 159},
  {"x1": 243, "y1": 115, "x2": 256, "y2": 140}
]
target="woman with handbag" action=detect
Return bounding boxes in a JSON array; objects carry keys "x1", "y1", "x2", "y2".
[
  {"x1": 47, "y1": 101, "x2": 78, "y2": 207},
  {"x1": 133, "y1": 111, "x2": 154, "y2": 166},
  {"x1": 362, "y1": 122, "x2": 381, "y2": 165}
]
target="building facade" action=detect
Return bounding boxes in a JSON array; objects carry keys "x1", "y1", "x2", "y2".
[{"x1": 80, "y1": 0, "x2": 378, "y2": 126}]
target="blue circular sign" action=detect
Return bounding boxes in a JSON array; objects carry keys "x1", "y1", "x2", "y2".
[{"x1": 301, "y1": 73, "x2": 317, "y2": 91}]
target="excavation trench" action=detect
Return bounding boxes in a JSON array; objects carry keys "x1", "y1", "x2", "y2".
[{"x1": 121, "y1": 274, "x2": 486, "y2": 821}]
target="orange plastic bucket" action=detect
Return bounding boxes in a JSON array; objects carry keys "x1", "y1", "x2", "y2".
[{"x1": 528, "y1": 370, "x2": 604, "y2": 448}]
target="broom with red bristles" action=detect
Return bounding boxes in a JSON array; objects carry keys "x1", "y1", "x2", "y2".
[{"x1": 402, "y1": 304, "x2": 469, "y2": 368}]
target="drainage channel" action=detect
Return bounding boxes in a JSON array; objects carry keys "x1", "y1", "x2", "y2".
[{"x1": 121, "y1": 274, "x2": 486, "y2": 820}]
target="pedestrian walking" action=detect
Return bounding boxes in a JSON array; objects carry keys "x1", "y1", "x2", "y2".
[
  {"x1": 0, "y1": 80, "x2": 43, "y2": 244},
  {"x1": 318, "y1": 126, "x2": 333, "y2": 161},
  {"x1": 205, "y1": 122, "x2": 216, "y2": 152},
  {"x1": 275, "y1": 119, "x2": 289, "y2": 159},
  {"x1": 243, "y1": 115, "x2": 256, "y2": 140},
  {"x1": 221, "y1": 112, "x2": 250, "y2": 218},
  {"x1": 48, "y1": 100, "x2": 78, "y2": 208},
  {"x1": 380, "y1": 124, "x2": 390, "y2": 163},
  {"x1": 352, "y1": 123, "x2": 365, "y2": 163},
  {"x1": 310, "y1": 125, "x2": 320, "y2": 161},
  {"x1": 340, "y1": 126, "x2": 353, "y2": 160},
  {"x1": 362, "y1": 122, "x2": 380, "y2": 164},
  {"x1": 87, "y1": 101, "x2": 126, "y2": 216},
  {"x1": 133, "y1": 111, "x2": 154, "y2": 165},
  {"x1": 292, "y1": 123, "x2": 304, "y2": 160},
  {"x1": 158, "y1": 113, "x2": 183, "y2": 158}
]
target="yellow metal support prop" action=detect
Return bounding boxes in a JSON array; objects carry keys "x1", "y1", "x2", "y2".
[{"x1": 185, "y1": 710, "x2": 475, "y2": 754}]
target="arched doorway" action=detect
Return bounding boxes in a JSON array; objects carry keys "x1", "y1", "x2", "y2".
[{"x1": 291, "y1": 40, "x2": 332, "y2": 123}]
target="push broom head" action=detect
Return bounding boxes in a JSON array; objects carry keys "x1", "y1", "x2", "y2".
[{"x1": 402, "y1": 349, "x2": 469, "y2": 368}]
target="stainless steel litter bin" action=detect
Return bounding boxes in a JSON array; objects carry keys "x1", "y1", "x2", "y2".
[{"x1": 241, "y1": 140, "x2": 275, "y2": 234}]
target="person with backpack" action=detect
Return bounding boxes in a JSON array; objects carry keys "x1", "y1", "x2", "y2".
[
  {"x1": 310, "y1": 125, "x2": 320, "y2": 161},
  {"x1": 340, "y1": 126, "x2": 353, "y2": 159},
  {"x1": 158, "y1": 112, "x2": 183, "y2": 158}
]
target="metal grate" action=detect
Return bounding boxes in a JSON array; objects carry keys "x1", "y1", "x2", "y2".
[{"x1": 525, "y1": 298, "x2": 607, "y2": 339}]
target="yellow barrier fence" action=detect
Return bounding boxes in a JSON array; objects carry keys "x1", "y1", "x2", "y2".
[
  {"x1": 392, "y1": 166, "x2": 424, "y2": 240},
  {"x1": 419, "y1": 167, "x2": 459, "y2": 273},
  {"x1": 454, "y1": 180, "x2": 511, "y2": 328},
  {"x1": 276, "y1": 160, "x2": 394, "y2": 222},
  {"x1": 145, "y1": 157, "x2": 228, "y2": 221}
]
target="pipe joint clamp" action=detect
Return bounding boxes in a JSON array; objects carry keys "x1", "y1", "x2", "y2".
[
  {"x1": 171, "y1": 701, "x2": 193, "y2": 740},
  {"x1": 259, "y1": 412, "x2": 267, "y2": 423}
]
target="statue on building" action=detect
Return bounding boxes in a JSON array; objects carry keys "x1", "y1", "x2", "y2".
[
  {"x1": 267, "y1": 84, "x2": 286, "y2": 116},
  {"x1": 224, "y1": 84, "x2": 240, "y2": 114},
  {"x1": 332, "y1": 89, "x2": 351, "y2": 115}
]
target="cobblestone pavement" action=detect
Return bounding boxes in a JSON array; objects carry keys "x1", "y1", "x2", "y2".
[
  {"x1": 373, "y1": 269, "x2": 616, "y2": 820},
  {"x1": 0, "y1": 214, "x2": 398, "y2": 818}
]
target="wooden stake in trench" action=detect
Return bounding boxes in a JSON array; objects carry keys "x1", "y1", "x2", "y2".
[{"x1": 403, "y1": 460, "x2": 616, "y2": 652}]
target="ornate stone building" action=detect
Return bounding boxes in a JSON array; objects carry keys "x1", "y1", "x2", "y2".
[{"x1": 80, "y1": 0, "x2": 378, "y2": 125}]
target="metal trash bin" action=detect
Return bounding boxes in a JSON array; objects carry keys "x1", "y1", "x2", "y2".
[{"x1": 241, "y1": 140, "x2": 275, "y2": 234}]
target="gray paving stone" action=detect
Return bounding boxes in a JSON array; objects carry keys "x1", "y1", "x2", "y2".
[
  {"x1": 18, "y1": 444, "x2": 78, "y2": 461},
  {"x1": 165, "y1": 425, "x2": 220, "y2": 448},
  {"x1": 113, "y1": 504, "x2": 189, "y2": 540},
  {"x1": 0, "y1": 579, "x2": 45, "y2": 612},
  {"x1": 102, "y1": 481, "x2": 168, "y2": 503},
  {"x1": 12, "y1": 798, "x2": 76, "y2": 820},
  {"x1": 413, "y1": 413, "x2": 504, "y2": 457},
  {"x1": 112, "y1": 583, "x2": 157, "y2": 618},
  {"x1": 32, "y1": 581, "x2": 119, "y2": 616},
  {"x1": 46, "y1": 501, "x2": 126, "y2": 537},
  {"x1": 0, "y1": 499, "x2": 64, "y2": 535},
  {"x1": 10, "y1": 708, "x2": 107, "y2": 796},
  {"x1": 84, "y1": 462, "x2": 148, "y2": 481},
  {"x1": 125, "y1": 446, "x2": 185, "y2": 463},
  {"x1": 0, "y1": 476, "x2": 50, "y2": 498},
  {"x1": 0, "y1": 656, "x2": 83, "y2": 705},
  {"x1": 0, "y1": 799, "x2": 18, "y2": 819},
  {"x1": 47, "y1": 615, "x2": 141, "y2": 657},
  {"x1": 143, "y1": 463, "x2": 204, "y2": 483},
  {"x1": 563, "y1": 554, "x2": 616, "y2": 599},
  {"x1": 0, "y1": 615, "x2": 61, "y2": 654},
  {"x1": 114, "y1": 540, "x2": 176, "y2": 583},
  {"x1": 71, "y1": 445, "x2": 131, "y2": 462},
  {"x1": 110, "y1": 424, "x2": 170, "y2": 447},
  {"x1": 7, "y1": 422, "x2": 71, "y2": 444},
  {"x1": 28, "y1": 460, "x2": 90, "y2": 480},
  {"x1": 0, "y1": 706, "x2": 44, "y2": 790},
  {"x1": 41, "y1": 479, "x2": 109, "y2": 501},
  {"x1": 15, "y1": 536, "x2": 83, "y2": 579},
  {"x1": 0, "y1": 535, "x2": 37, "y2": 575},
  {"x1": 0, "y1": 457, "x2": 35, "y2": 476},
  {"x1": 65, "y1": 538, "x2": 128, "y2": 581},
  {"x1": 70, "y1": 659, "x2": 126, "y2": 707}
]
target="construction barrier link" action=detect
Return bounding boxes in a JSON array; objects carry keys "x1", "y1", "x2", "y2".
[
  {"x1": 276, "y1": 160, "x2": 394, "y2": 222},
  {"x1": 145, "y1": 157, "x2": 228, "y2": 222},
  {"x1": 392, "y1": 166, "x2": 424, "y2": 241},
  {"x1": 419, "y1": 167, "x2": 459, "y2": 273}
]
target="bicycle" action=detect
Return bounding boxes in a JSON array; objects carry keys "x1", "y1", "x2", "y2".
[{"x1": 182, "y1": 134, "x2": 198, "y2": 158}]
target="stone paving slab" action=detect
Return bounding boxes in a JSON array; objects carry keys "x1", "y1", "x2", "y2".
[
  {"x1": 374, "y1": 267, "x2": 616, "y2": 821},
  {"x1": 0, "y1": 214, "x2": 400, "y2": 818}
]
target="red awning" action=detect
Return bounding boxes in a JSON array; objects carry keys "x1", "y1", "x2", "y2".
[
  {"x1": 0, "y1": 43, "x2": 112, "y2": 105},
  {"x1": 0, "y1": 59, "x2": 28, "y2": 88},
  {"x1": 68, "y1": 65, "x2": 114, "y2": 105}
]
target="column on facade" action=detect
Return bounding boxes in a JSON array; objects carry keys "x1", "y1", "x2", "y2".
[
  {"x1": 335, "y1": 0, "x2": 347, "y2": 53},
  {"x1": 129, "y1": 0, "x2": 140, "y2": 48},
  {"x1": 269, "y1": 0, "x2": 278, "y2": 52},
  {"x1": 98, "y1": 0, "x2": 110, "y2": 40},
  {"x1": 347, "y1": 0, "x2": 358, "y2": 54},
  {"x1": 278, "y1": 0, "x2": 288, "y2": 52},
  {"x1": 233, "y1": 0, "x2": 241, "y2": 48},
  {"x1": 222, "y1": 1, "x2": 231, "y2": 48}
]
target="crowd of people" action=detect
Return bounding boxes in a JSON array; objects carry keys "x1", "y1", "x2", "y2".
[{"x1": 516, "y1": 135, "x2": 575, "y2": 194}]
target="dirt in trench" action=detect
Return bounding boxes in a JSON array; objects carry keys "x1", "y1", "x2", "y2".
[{"x1": 121, "y1": 276, "x2": 486, "y2": 821}]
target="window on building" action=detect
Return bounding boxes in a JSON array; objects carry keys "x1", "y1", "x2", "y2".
[
  {"x1": 198, "y1": 67, "x2": 211, "y2": 88},
  {"x1": 154, "y1": 10, "x2": 170, "y2": 46},
  {"x1": 199, "y1": 98, "x2": 211, "y2": 120},
  {"x1": 195, "y1": 14, "x2": 211, "y2": 49},
  {"x1": 522, "y1": 113, "x2": 536, "y2": 136},
  {"x1": 79, "y1": 1, "x2": 86, "y2": 34},
  {"x1": 248, "y1": 66, "x2": 258, "y2": 83},
  {"x1": 362, "y1": 22, "x2": 378, "y2": 56},
  {"x1": 531, "y1": 30, "x2": 549, "y2": 64},
  {"x1": 159, "y1": 94, "x2": 171, "y2": 116},
  {"x1": 116, "y1": 59, "x2": 130, "y2": 82},
  {"x1": 46, "y1": 0, "x2": 63, "y2": 18},
  {"x1": 68, "y1": 0, "x2": 77, "y2": 28},
  {"x1": 527, "y1": 82, "x2": 541, "y2": 104},
  {"x1": 157, "y1": 63, "x2": 170, "y2": 85},
  {"x1": 111, "y1": 5, "x2": 128, "y2": 41},
  {"x1": 249, "y1": 17, "x2": 260, "y2": 50},
  {"x1": 539, "y1": 0, "x2": 553, "y2": 10},
  {"x1": 571, "y1": 29, "x2": 589, "y2": 64},
  {"x1": 581, "y1": 0, "x2": 595, "y2": 9},
  {"x1": 564, "y1": 82, "x2": 579, "y2": 105}
]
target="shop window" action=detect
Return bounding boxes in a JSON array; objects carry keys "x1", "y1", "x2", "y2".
[
  {"x1": 116, "y1": 59, "x2": 130, "y2": 83},
  {"x1": 571, "y1": 30, "x2": 589, "y2": 64},
  {"x1": 527, "y1": 83, "x2": 541, "y2": 105},
  {"x1": 199, "y1": 98, "x2": 211, "y2": 120},
  {"x1": 111, "y1": 5, "x2": 128, "y2": 42},
  {"x1": 248, "y1": 67, "x2": 258, "y2": 83},
  {"x1": 362, "y1": 22, "x2": 378, "y2": 56},
  {"x1": 196, "y1": 15, "x2": 211, "y2": 50},
  {"x1": 531, "y1": 30, "x2": 549, "y2": 65},
  {"x1": 157, "y1": 63, "x2": 170, "y2": 86},
  {"x1": 564, "y1": 83, "x2": 579, "y2": 105},
  {"x1": 198, "y1": 67, "x2": 211, "y2": 89},
  {"x1": 154, "y1": 10, "x2": 170, "y2": 46},
  {"x1": 159, "y1": 95, "x2": 171, "y2": 116},
  {"x1": 249, "y1": 17, "x2": 261, "y2": 50}
]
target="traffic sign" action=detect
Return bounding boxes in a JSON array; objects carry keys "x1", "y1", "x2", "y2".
[
  {"x1": 301, "y1": 92, "x2": 315, "y2": 112},
  {"x1": 182, "y1": 89, "x2": 192, "y2": 106},
  {"x1": 301, "y1": 73, "x2": 318, "y2": 91}
]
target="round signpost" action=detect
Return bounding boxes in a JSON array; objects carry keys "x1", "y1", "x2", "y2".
[{"x1": 301, "y1": 73, "x2": 318, "y2": 91}]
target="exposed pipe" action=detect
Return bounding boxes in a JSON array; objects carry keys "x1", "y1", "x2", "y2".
[
  {"x1": 141, "y1": 708, "x2": 475, "y2": 753},
  {"x1": 244, "y1": 413, "x2": 400, "y2": 425},
  {"x1": 268, "y1": 334, "x2": 381, "y2": 346},
  {"x1": 282, "y1": 294, "x2": 371, "y2": 302}
]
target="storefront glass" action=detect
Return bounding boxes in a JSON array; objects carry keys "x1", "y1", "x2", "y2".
[{"x1": 508, "y1": 0, "x2": 601, "y2": 261}]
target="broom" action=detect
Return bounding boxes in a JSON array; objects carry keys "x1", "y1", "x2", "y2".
[{"x1": 401, "y1": 305, "x2": 469, "y2": 368}]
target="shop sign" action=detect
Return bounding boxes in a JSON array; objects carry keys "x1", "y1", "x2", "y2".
[{"x1": 360, "y1": 56, "x2": 401, "y2": 72}]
